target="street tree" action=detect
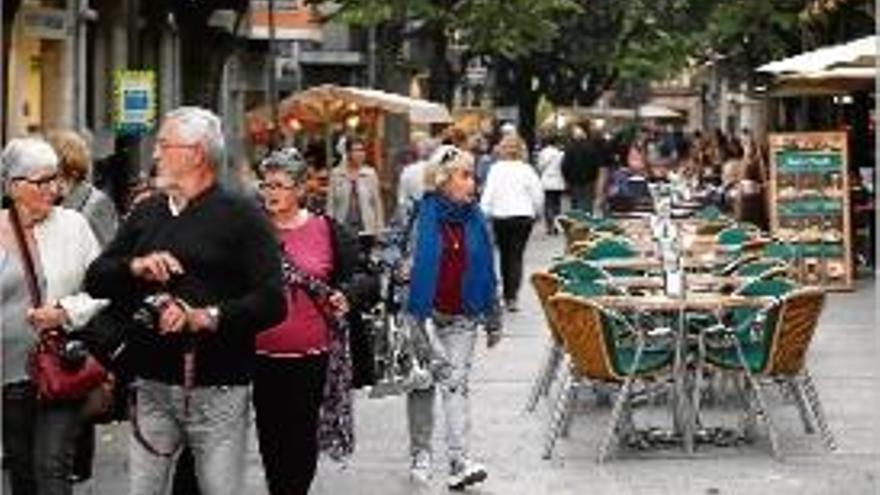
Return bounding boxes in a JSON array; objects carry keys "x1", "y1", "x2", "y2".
[{"x1": 308, "y1": 0, "x2": 581, "y2": 104}]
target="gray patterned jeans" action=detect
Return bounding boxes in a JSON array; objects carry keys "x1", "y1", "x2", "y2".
[
  {"x1": 406, "y1": 314, "x2": 479, "y2": 465},
  {"x1": 128, "y1": 379, "x2": 251, "y2": 495}
]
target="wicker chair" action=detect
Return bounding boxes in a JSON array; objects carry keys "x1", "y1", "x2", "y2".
[
  {"x1": 545, "y1": 294, "x2": 674, "y2": 462},
  {"x1": 556, "y1": 216, "x2": 593, "y2": 251},
  {"x1": 526, "y1": 269, "x2": 617, "y2": 413},
  {"x1": 703, "y1": 286, "x2": 836, "y2": 458},
  {"x1": 525, "y1": 272, "x2": 566, "y2": 412}
]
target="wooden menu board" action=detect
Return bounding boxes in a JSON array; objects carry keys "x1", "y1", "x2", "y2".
[{"x1": 768, "y1": 132, "x2": 852, "y2": 290}]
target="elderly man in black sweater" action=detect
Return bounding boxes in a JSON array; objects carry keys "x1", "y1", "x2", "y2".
[{"x1": 85, "y1": 107, "x2": 286, "y2": 495}]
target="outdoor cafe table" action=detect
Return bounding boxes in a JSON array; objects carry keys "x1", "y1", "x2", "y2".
[
  {"x1": 588, "y1": 293, "x2": 773, "y2": 454},
  {"x1": 592, "y1": 256, "x2": 729, "y2": 273},
  {"x1": 601, "y1": 274, "x2": 746, "y2": 293}
]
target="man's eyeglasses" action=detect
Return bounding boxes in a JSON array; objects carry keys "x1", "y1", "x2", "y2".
[
  {"x1": 14, "y1": 174, "x2": 58, "y2": 190},
  {"x1": 155, "y1": 141, "x2": 200, "y2": 152}
]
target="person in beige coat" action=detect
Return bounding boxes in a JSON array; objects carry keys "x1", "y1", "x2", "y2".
[{"x1": 327, "y1": 137, "x2": 385, "y2": 246}]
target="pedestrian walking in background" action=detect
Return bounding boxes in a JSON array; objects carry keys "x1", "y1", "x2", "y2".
[
  {"x1": 397, "y1": 133, "x2": 439, "y2": 218},
  {"x1": 536, "y1": 132, "x2": 565, "y2": 235},
  {"x1": 254, "y1": 147, "x2": 359, "y2": 495},
  {"x1": 327, "y1": 137, "x2": 385, "y2": 251},
  {"x1": 45, "y1": 129, "x2": 120, "y2": 485},
  {"x1": 561, "y1": 125, "x2": 610, "y2": 214},
  {"x1": 480, "y1": 134, "x2": 543, "y2": 312},
  {"x1": 84, "y1": 107, "x2": 286, "y2": 495},
  {"x1": 405, "y1": 145, "x2": 503, "y2": 490},
  {"x1": 48, "y1": 130, "x2": 119, "y2": 249},
  {"x1": 1, "y1": 137, "x2": 105, "y2": 495}
]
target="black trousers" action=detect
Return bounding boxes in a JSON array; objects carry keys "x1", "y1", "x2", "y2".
[
  {"x1": 2, "y1": 381, "x2": 81, "y2": 495},
  {"x1": 544, "y1": 191, "x2": 563, "y2": 234},
  {"x1": 71, "y1": 423, "x2": 94, "y2": 481},
  {"x1": 491, "y1": 217, "x2": 534, "y2": 303},
  {"x1": 253, "y1": 354, "x2": 329, "y2": 495}
]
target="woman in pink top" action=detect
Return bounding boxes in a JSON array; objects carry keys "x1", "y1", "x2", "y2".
[{"x1": 254, "y1": 147, "x2": 359, "y2": 495}]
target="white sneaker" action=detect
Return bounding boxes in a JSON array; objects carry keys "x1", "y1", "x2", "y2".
[
  {"x1": 447, "y1": 459, "x2": 488, "y2": 491},
  {"x1": 410, "y1": 450, "x2": 432, "y2": 483}
]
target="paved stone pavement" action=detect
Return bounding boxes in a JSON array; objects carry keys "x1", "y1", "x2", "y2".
[{"x1": 65, "y1": 232, "x2": 879, "y2": 495}]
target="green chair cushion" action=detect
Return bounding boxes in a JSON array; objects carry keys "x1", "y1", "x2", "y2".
[
  {"x1": 717, "y1": 228, "x2": 752, "y2": 246},
  {"x1": 613, "y1": 346, "x2": 674, "y2": 376},
  {"x1": 704, "y1": 340, "x2": 765, "y2": 373},
  {"x1": 550, "y1": 260, "x2": 609, "y2": 282},
  {"x1": 582, "y1": 239, "x2": 637, "y2": 261},
  {"x1": 696, "y1": 205, "x2": 723, "y2": 221}
]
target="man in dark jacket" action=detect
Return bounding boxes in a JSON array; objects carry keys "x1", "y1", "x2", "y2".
[
  {"x1": 85, "y1": 107, "x2": 286, "y2": 495},
  {"x1": 561, "y1": 125, "x2": 609, "y2": 214}
]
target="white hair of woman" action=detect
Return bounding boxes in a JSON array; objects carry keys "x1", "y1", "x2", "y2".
[
  {"x1": 0, "y1": 137, "x2": 59, "y2": 199},
  {"x1": 424, "y1": 145, "x2": 474, "y2": 191},
  {"x1": 164, "y1": 107, "x2": 226, "y2": 168}
]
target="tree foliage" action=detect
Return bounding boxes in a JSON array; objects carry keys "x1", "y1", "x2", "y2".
[{"x1": 319, "y1": 0, "x2": 581, "y2": 59}]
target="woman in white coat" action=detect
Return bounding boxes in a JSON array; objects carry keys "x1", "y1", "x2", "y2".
[
  {"x1": 480, "y1": 134, "x2": 543, "y2": 311},
  {"x1": 1, "y1": 137, "x2": 103, "y2": 495}
]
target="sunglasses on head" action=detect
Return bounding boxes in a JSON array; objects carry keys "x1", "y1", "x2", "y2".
[{"x1": 439, "y1": 147, "x2": 461, "y2": 166}]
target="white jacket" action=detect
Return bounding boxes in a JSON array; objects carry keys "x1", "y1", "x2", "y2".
[
  {"x1": 537, "y1": 145, "x2": 565, "y2": 191},
  {"x1": 32, "y1": 207, "x2": 106, "y2": 328},
  {"x1": 480, "y1": 160, "x2": 544, "y2": 219}
]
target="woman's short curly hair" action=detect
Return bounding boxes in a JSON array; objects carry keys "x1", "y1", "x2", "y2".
[
  {"x1": 258, "y1": 147, "x2": 308, "y2": 184},
  {"x1": 46, "y1": 129, "x2": 91, "y2": 182}
]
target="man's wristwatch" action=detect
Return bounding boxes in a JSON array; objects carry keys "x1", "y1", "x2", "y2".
[{"x1": 205, "y1": 306, "x2": 221, "y2": 331}]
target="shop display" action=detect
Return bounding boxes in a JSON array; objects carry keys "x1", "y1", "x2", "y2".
[{"x1": 768, "y1": 132, "x2": 852, "y2": 290}]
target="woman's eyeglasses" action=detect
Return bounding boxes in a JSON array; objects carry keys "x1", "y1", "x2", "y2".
[
  {"x1": 258, "y1": 181, "x2": 296, "y2": 192},
  {"x1": 14, "y1": 174, "x2": 58, "y2": 190}
]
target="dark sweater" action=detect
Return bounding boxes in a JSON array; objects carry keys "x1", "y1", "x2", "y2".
[
  {"x1": 561, "y1": 137, "x2": 608, "y2": 186},
  {"x1": 85, "y1": 186, "x2": 286, "y2": 386}
]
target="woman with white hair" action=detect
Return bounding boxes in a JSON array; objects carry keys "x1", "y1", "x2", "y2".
[
  {"x1": 405, "y1": 145, "x2": 502, "y2": 490},
  {"x1": 1, "y1": 137, "x2": 103, "y2": 495}
]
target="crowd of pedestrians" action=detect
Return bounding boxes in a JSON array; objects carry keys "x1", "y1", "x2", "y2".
[{"x1": 2, "y1": 102, "x2": 775, "y2": 495}]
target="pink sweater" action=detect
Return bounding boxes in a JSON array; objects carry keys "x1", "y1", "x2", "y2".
[{"x1": 256, "y1": 216, "x2": 333, "y2": 357}]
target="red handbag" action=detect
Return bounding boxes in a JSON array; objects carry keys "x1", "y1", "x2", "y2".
[
  {"x1": 8, "y1": 206, "x2": 108, "y2": 403},
  {"x1": 28, "y1": 329, "x2": 108, "y2": 402}
]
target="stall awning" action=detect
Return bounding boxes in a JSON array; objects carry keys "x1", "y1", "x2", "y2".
[
  {"x1": 757, "y1": 35, "x2": 877, "y2": 75},
  {"x1": 281, "y1": 85, "x2": 453, "y2": 124},
  {"x1": 246, "y1": 84, "x2": 452, "y2": 142},
  {"x1": 573, "y1": 104, "x2": 683, "y2": 120},
  {"x1": 258, "y1": 84, "x2": 451, "y2": 125}
]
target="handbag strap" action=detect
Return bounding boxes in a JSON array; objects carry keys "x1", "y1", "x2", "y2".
[{"x1": 8, "y1": 206, "x2": 43, "y2": 307}]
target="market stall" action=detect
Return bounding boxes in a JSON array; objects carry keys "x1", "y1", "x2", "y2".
[{"x1": 247, "y1": 84, "x2": 452, "y2": 210}]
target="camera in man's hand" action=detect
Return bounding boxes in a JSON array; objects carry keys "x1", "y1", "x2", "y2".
[{"x1": 132, "y1": 294, "x2": 174, "y2": 331}]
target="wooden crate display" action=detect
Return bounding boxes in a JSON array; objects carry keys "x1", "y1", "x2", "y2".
[{"x1": 768, "y1": 132, "x2": 852, "y2": 290}]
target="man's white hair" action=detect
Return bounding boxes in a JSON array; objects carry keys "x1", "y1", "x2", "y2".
[{"x1": 164, "y1": 107, "x2": 226, "y2": 168}]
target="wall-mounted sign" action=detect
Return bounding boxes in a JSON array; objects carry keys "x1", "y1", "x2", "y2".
[
  {"x1": 113, "y1": 70, "x2": 156, "y2": 136},
  {"x1": 21, "y1": 8, "x2": 70, "y2": 40}
]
